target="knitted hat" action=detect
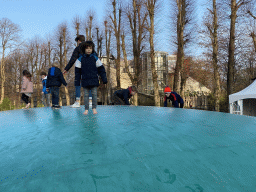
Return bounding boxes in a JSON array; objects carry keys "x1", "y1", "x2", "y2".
[{"x1": 164, "y1": 86, "x2": 171, "y2": 93}]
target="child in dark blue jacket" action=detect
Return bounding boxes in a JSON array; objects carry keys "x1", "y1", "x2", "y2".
[
  {"x1": 113, "y1": 86, "x2": 137, "y2": 105},
  {"x1": 46, "y1": 63, "x2": 67, "y2": 109},
  {"x1": 79, "y1": 41, "x2": 107, "y2": 115},
  {"x1": 164, "y1": 86, "x2": 184, "y2": 108}
]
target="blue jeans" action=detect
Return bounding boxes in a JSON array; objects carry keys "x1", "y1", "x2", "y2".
[
  {"x1": 50, "y1": 87, "x2": 60, "y2": 106},
  {"x1": 84, "y1": 86, "x2": 97, "y2": 110},
  {"x1": 75, "y1": 86, "x2": 81, "y2": 100}
]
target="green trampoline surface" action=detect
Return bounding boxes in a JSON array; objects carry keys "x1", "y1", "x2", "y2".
[{"x1": 1, "y1": 106, "x2": 256, "y2": 192}]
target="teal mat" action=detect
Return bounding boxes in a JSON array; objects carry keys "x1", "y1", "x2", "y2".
[{"x1": 1, "y1": 106, "x2": 256, "y2": 192}]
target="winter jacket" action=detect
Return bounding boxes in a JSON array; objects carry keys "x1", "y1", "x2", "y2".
[
  {"x1": 64, "y1": 45, "x2": 82, "y2": 72},
  {"x1": 20, "y1": 76, "x2": 33, "y2": 93},
  {"x1": 46, "y1": 67, "x2": 67, "y2": 88},
  {"x1": 78, "y1": 53, "x2": 107, "y2": 88},
  {"x1": 64, "y1": 45, "x2": 99, "y2": 71},
  {"x1": 164, "y1": 91, "x2": 184, "y2": 108},
  {"x1": 114, "y1": 87, "x2": 133, "y2": 105},
  {"x1": 42, "y1": 76, "x2": 49, "y2": 94}
]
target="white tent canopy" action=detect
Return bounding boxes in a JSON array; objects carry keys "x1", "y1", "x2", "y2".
[{"x1": 229, "y1": 80, "x2": 256, "y2": 116}]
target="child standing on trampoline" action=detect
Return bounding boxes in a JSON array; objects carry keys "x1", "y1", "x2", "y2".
[
  {"x1": 46, "y1": 63, "x2": 67, "y2": 109},
  {"x1": 21, "y1": 70, "x2": 33, "y2": 109},
  {"x1": 79, "y1": 41, "x2": 107, "y2": 115},
  {"x1": 63, "y1": 35, "x2": 85, "y2": 108}
]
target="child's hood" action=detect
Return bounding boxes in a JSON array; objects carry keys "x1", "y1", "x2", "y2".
[{"x1": 49, "y1": 67, "x2": 58, "y2": 76}]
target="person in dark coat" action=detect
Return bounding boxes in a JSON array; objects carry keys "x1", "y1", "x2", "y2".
[
  {"x1": 78, "y1": 41, "x2": 107, "y2": 115},
  {"x1": 46, "y1": 63, "x2": 67, "y2": 109},
  {"x1": 113, "y1": 86, "x2": 137, "y2": 105},
  {"x1": 63, "y1": 35, "x2": 85, "y2": 108},
  {"x1": 164, "y1": 86, "x2": 184, "y2": 108}
]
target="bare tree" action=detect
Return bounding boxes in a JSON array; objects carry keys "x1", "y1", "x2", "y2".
[
  {"x1": 203, "y1": 0, "x2": 222, "y2": 111},
  {"x1": 125, "y1": 0, "x2": 148, "y2": 106},
  {"x1": 145, "y1": 0, "x2": 161, "y2": 106},
  {"x1": 170, "y1": 0, "x2": 194, "y2": 97},
  {"x1": 63, "y1": 26, "x2": 71, "y2": 106},
  {"x1": 104, "y1": 20, "x2": 112, "y2": 104},
  {"x1": 247, "y1": 7, "x2": 256, "y2": 51},
  {"x1": 72, "y1": 15, "x2": 82, "y2": 46},
  {"x1": 55, "y1": 22, "x2": 71, "y2": 106},
  {"x1": 85, "y1": 10, "x2": 97, "y2": 41},
  {"x1": 227, "y1": 0, "x2": 250, "y2": 100},
  {"x1": 0, "y1": 18, "x2": 21, "y2": 104},
  {"x1": 109, "y1": 0, "x2": 122, "y2": 89},
  {"x1": 96, "y1": 27, "x2": 103, "y2": 57}
]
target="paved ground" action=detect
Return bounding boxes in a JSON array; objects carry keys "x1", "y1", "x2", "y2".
[{"x1": 1, "y1": 106, "x2": 256, "y2": 192}]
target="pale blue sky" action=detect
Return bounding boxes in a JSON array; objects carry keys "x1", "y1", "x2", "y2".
[{"x1": 1, "y1": 0, "x2": 205, "y2": 55}]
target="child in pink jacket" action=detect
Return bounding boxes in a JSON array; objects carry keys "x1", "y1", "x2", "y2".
[{"x1": 20, "y1": 70, "x2": 33, "y2": 109}]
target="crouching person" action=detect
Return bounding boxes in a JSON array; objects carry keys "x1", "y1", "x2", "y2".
[
  {"x1": 164, "y1": 86, "x2": 184, "y2": 108},
  {"x1": 113, "y1": 86, "x2": 137, "y2": 105}
]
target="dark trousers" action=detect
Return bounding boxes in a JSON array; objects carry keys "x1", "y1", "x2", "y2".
[
  {"x1": 74, "y1": 67, "x2": 81, "y2": 87},
  {"x1": 50, "y1": 87, "x2": 60, "y2": 106},
  {"x1": 21, "y1": 93, "x2": 30, "y2": 104},
  {"x1": 112, "y1": 92, "x2": 126, "y2": 105}
]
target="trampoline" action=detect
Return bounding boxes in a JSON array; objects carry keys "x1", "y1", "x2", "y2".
[{"x1": 1, "y1": 106, "x2": 256, "y2": 192}]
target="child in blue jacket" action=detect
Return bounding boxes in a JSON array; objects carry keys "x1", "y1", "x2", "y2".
[
  {"x1": 46, "y1": 63, "x2": 67, "y2": 109},
  {"x1": 79, "y1": 41, "x2": 107, "y2": 115},
  {"x1": 164, "y1": 86, "x2": 184, "y2": 108},
  {"x1": 40, "y1": 71, "x2": 50, "y2": 107}
]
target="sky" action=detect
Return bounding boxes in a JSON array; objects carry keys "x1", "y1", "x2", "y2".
[{"x1": 1, "y1": 0, "x2": 205, "y2": 56}]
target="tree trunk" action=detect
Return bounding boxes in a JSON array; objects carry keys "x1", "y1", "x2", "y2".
[
  {"x1": 59, "y1": 36, "x2": 63, "y2": 106},
  {"x1": 36, "y1": 44, "x2": 41, "y2": 107},
  {"x1": 147, "y1": 0, "x2": 160, "y2": 107},
  {"x1": 48, "y1": 41, "x2": 51, "y2": 68},
  {"x1": 251, "y1": 32, "x2": 256, "y2": 52},
  {"x1": 227, "y1": 0, "x2": 237, "y2": 99},
  {"x1": 0, "y1": 48, "x2": 5, "y2": 104},
  {"x1": 111, "y1": 0, "x2": 121, "y2": 89},
  {"x1": 63, "y1": 28, "x2": 70, "y2": 106},
  {"x1": 105, "y1": 21, "x2": 111, "y2": 104},
  {"x1": 174, "y1": 0, "x2": 186, "y2": 94},
  {"x1": 116, "y1": 10, "x2": 121, "y2": 89},
  {"x1": 212, "y1": 0, "x2": 221, "y2": 112},
  {"x1": 121, "y1": 33, "x2": 135, "y2": 85}
]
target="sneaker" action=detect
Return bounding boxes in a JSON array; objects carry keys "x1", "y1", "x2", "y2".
[{"x1": 71, "y1": 101, "x2": 80, "y2": 108}]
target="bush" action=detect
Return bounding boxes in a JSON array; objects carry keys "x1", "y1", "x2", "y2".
[
  {"x1": 219, "y1": 95, "x2": 229, "y2": 113},
  {"x1": 207, "y1": 93, "x2": 216, "y2": 111},
  {"x1": 0, "y1": 98, "x2": 15, "y2": 111},
  {"x1": 36, "y1": 103, "x2": 44, "y2": 108}
]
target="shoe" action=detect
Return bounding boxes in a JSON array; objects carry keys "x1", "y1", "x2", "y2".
[
  {"x1": 52, "y1": 105, "x2": 61, "y2": 109},
  {"x1": 71, "y1": 101, "x2": 80, "y2": 108}
]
